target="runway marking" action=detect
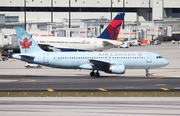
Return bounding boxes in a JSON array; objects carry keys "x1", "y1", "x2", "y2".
[
  {"x1": 152, "y1": 70, "x2": 179, "y2": 74},
  {"x1": 157, "y1": 76, "x2": 164, "y2": 79},
  {"x1": 156, "y1": 84, "x2": 167, "y2": 86},
  {"x1": 20, "y1": 79, "x2": 36, "y2": 82},
  {"x1": 47, "y1": 88, "x2": 54, "y2": 92},
  {"x1": 98, "y1": 88, "x2": 107, "y2": 92},
  {"x1": 149, "y1": 76, "x2": 164, "y2": 80},
  {"x1": 150, "y1": 73, "x2": 154, "y2": 76},
  {"x1": 141, "y1": 76, "x2": 164, "y2": 81},
  {"x1": 174, "y1": 87, "x2": 180, "y2": 89},
  {"x1": 0, "y1": 79, "x2": 19, "y2": 82},
  {"x1": 160, "y1": 88, "x2": 169, "y2": 91}
]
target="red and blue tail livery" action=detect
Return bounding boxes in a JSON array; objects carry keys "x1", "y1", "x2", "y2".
[{"x1": 98, "y1": 12, "x2": 125, "y2": 40}]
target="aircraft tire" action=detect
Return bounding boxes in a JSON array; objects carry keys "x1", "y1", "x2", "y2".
[
  {"x1": 37, "y1": 65, "x2": 41, "y2": 68},
  {"x1": 95, "y1": 72, "x2": 100, "y2": 77},
  {"x1": 90, "y1": 71, "x2": 95, "y2": 76},
  {"x1": 146, "y1": 73, "x2": 150, "y2": 77}
]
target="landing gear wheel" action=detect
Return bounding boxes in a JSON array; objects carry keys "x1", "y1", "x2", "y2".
[
  {"x1": 95, "y1": 72, "x2": 100, "y2": 77},
  {"x1": 90, "y1": 71, "x2": 95, "y2": 76},
  {"x1": 146, "y1": 73, "x2": 150, "y2": 77},
  {"x1": 145, "y1": 69, "x2": 150, "y2": 77},
  {"x1": 37, "y1": 65, "x2": 41, "y2": 68}
]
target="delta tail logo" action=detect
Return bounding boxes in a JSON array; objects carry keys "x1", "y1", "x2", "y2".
[
  {"x1": 108, "y1": 20, "x2": 123, "y2": 40},
  {"x1": 98, "y1": 13, "x2": 125, "y2": 40}
]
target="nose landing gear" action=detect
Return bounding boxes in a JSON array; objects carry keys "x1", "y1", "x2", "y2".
[{"x1": 145, "y1": 68, "x2": 150, "y2": 77}]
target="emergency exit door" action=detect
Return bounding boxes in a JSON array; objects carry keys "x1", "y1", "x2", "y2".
[{"x1": 43, "y1": 53, "x2": 48, "y2": 63}]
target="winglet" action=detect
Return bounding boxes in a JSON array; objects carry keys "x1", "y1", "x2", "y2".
[
  {"x1": 97, "y1": 12, "x2": 125, "y2": 40},
  {"x1": 15, "y1": 27, "x2": 44, "y2": 53}
]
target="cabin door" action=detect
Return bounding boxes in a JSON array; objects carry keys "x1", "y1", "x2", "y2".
[
  {"x1": 146, "y1": 53, "x2": 152, "y2": 63},
  {"x1": 94, "y1": 41, "x2": 97, "y2": 51}
]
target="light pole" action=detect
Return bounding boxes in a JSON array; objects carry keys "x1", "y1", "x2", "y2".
[
  {"x1": 51, "y1": 0, "x2": 53, "y2": 22},
  {"x1": 69, "y1": 0, "x2": 71, "y2": 28},
  {"x1": 122, "y1": 0, "x2": 125, "y2": 29},
  {"x1": 149, "y1": 0, "x2": 150, "y2": 21},
  {"x1": 111, "y1": 0, "x2": 112, "y2": 20},
  {"x1": 24, "y1": 0, "x2": 26, "y2": 30}
]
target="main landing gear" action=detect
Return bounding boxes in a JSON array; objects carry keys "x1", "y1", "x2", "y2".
[
  {"x1": 145, "y1": 68, "x2": 150, "y2": 77},
  {"x1": 90, "y1": 70, "x2": 100, "y2": 77}
]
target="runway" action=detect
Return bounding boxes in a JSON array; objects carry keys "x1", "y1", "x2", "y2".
[
  {"x1": 0, "y1": 97, "x2": 180, "y2": 116},
  {"x1": 0, "y1": 74, "x2": 180, "y2": 91}
]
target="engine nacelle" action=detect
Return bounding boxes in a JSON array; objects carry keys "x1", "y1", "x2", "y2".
[{"x1": 105, "y1": 64, "x2": 125, "y2": 74}]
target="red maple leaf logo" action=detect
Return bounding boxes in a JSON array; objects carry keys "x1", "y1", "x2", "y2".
[{"x1": 19, "y1": 38, "x2": 32, "y2": 49}]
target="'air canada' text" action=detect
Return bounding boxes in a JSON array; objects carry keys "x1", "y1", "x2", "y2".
[{"x1": 98, "y1": 53, "x2": 143, "y2": 57}]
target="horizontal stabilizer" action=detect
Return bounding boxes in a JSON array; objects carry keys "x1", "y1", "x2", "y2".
[
  {"x1": 102, "y1": 41, "x2": 116, "y2": 48},
  {"x1": 19, "y1": 55, "x2": 35, "y2": 59},
  {"x1": 13, "y1": 54, "x2": 35, "y2": 61}
]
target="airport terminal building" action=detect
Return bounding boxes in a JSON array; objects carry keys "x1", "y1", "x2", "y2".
[
  {"x1": 0, "y1": 0, "x2": 180, "y2": 23},
  {"x1": 0, "y1": 0, "x2": 180, "y2": 47},
  {"x1": 0, "y1": 0, "x2": 180, "y2": 58}
]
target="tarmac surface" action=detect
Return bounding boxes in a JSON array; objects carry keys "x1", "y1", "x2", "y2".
[
  {"x1": 0, "y1": 42, "x2": 180, "y2": 91},
  {"x1": 0, "y1": 75, "x2": 180, "y2": 91},
  {"x1": 0, "y1": 97, "x2": 180, "y2": 116}
]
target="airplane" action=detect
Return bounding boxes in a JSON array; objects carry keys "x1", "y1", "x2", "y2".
[
  {"x1": 33, "y1": 12, "x2": 125, "y2": 52},
  {"x1": 12, "y1": 27, "x2": 169, "y2": 77}
]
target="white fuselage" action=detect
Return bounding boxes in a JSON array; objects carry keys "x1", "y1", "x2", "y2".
[
  {"x1": 33, "y1": 36, "x2": 122, "y2": 51},
  {"x1": 13, "y1": 51, "x2": 169, "y2": 70}
]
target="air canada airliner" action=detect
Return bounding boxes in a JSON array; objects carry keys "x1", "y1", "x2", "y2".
[
  {"x1": 13, "y1": 27, "x2": 169, "y2": 77},
  {"x1": 33, "y1": 13, "x2": 125, "y2": 51}
]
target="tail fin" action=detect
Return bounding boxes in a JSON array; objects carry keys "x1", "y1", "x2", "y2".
[
  {"x1": 15, "y1": 27, "x2": 44, "y2": 53},
  {"x1": 97, "y1": 12, "x2": 125, "y2": 40}
]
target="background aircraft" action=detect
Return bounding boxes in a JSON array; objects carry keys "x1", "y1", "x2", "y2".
[
  {"x1": 33, "y1": 13, "x2": 125, "y2": 52},
  {"x1": 13, "y1": 27, "x2": 169, "y2": 77}
]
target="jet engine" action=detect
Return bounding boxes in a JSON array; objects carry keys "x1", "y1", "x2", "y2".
[{"x1": 105, "y1": 64, "x2": 125, "y2": 74}]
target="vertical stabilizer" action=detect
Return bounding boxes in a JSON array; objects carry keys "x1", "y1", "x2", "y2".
[
  {"x1": 15, "y1": 27, "x2": 44, "y2": 53},
  {"x1": 98, "y1": 13, "x2": 125, "y2": 40}
]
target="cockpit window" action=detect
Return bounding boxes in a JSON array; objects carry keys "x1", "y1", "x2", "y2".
[{"x1": 156, "y1": 56, "x2": 163, "y2": 59}]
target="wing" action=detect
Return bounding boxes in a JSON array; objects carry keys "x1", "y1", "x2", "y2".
[
  {"x1": 89, "y1": 59, "x2": 122, "y2": 71},
  {"x1": 90, "y1": 59, "x2": 110, "y2": 70}
]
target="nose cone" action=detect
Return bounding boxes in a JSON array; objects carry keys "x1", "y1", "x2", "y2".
[{"x1": 164, "y1": 59, "x2": 169, "y2": 66}]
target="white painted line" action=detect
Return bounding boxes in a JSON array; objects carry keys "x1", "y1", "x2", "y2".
[
  {"x1": 156, "y1": 84, "x2": 167, "y2": 86},
  {"x1": 0, "y1": 79, "x2": 18, "y2": 82},
  {"x1": 174, "y1": 87, "x2": 180, "y2": 89}
]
